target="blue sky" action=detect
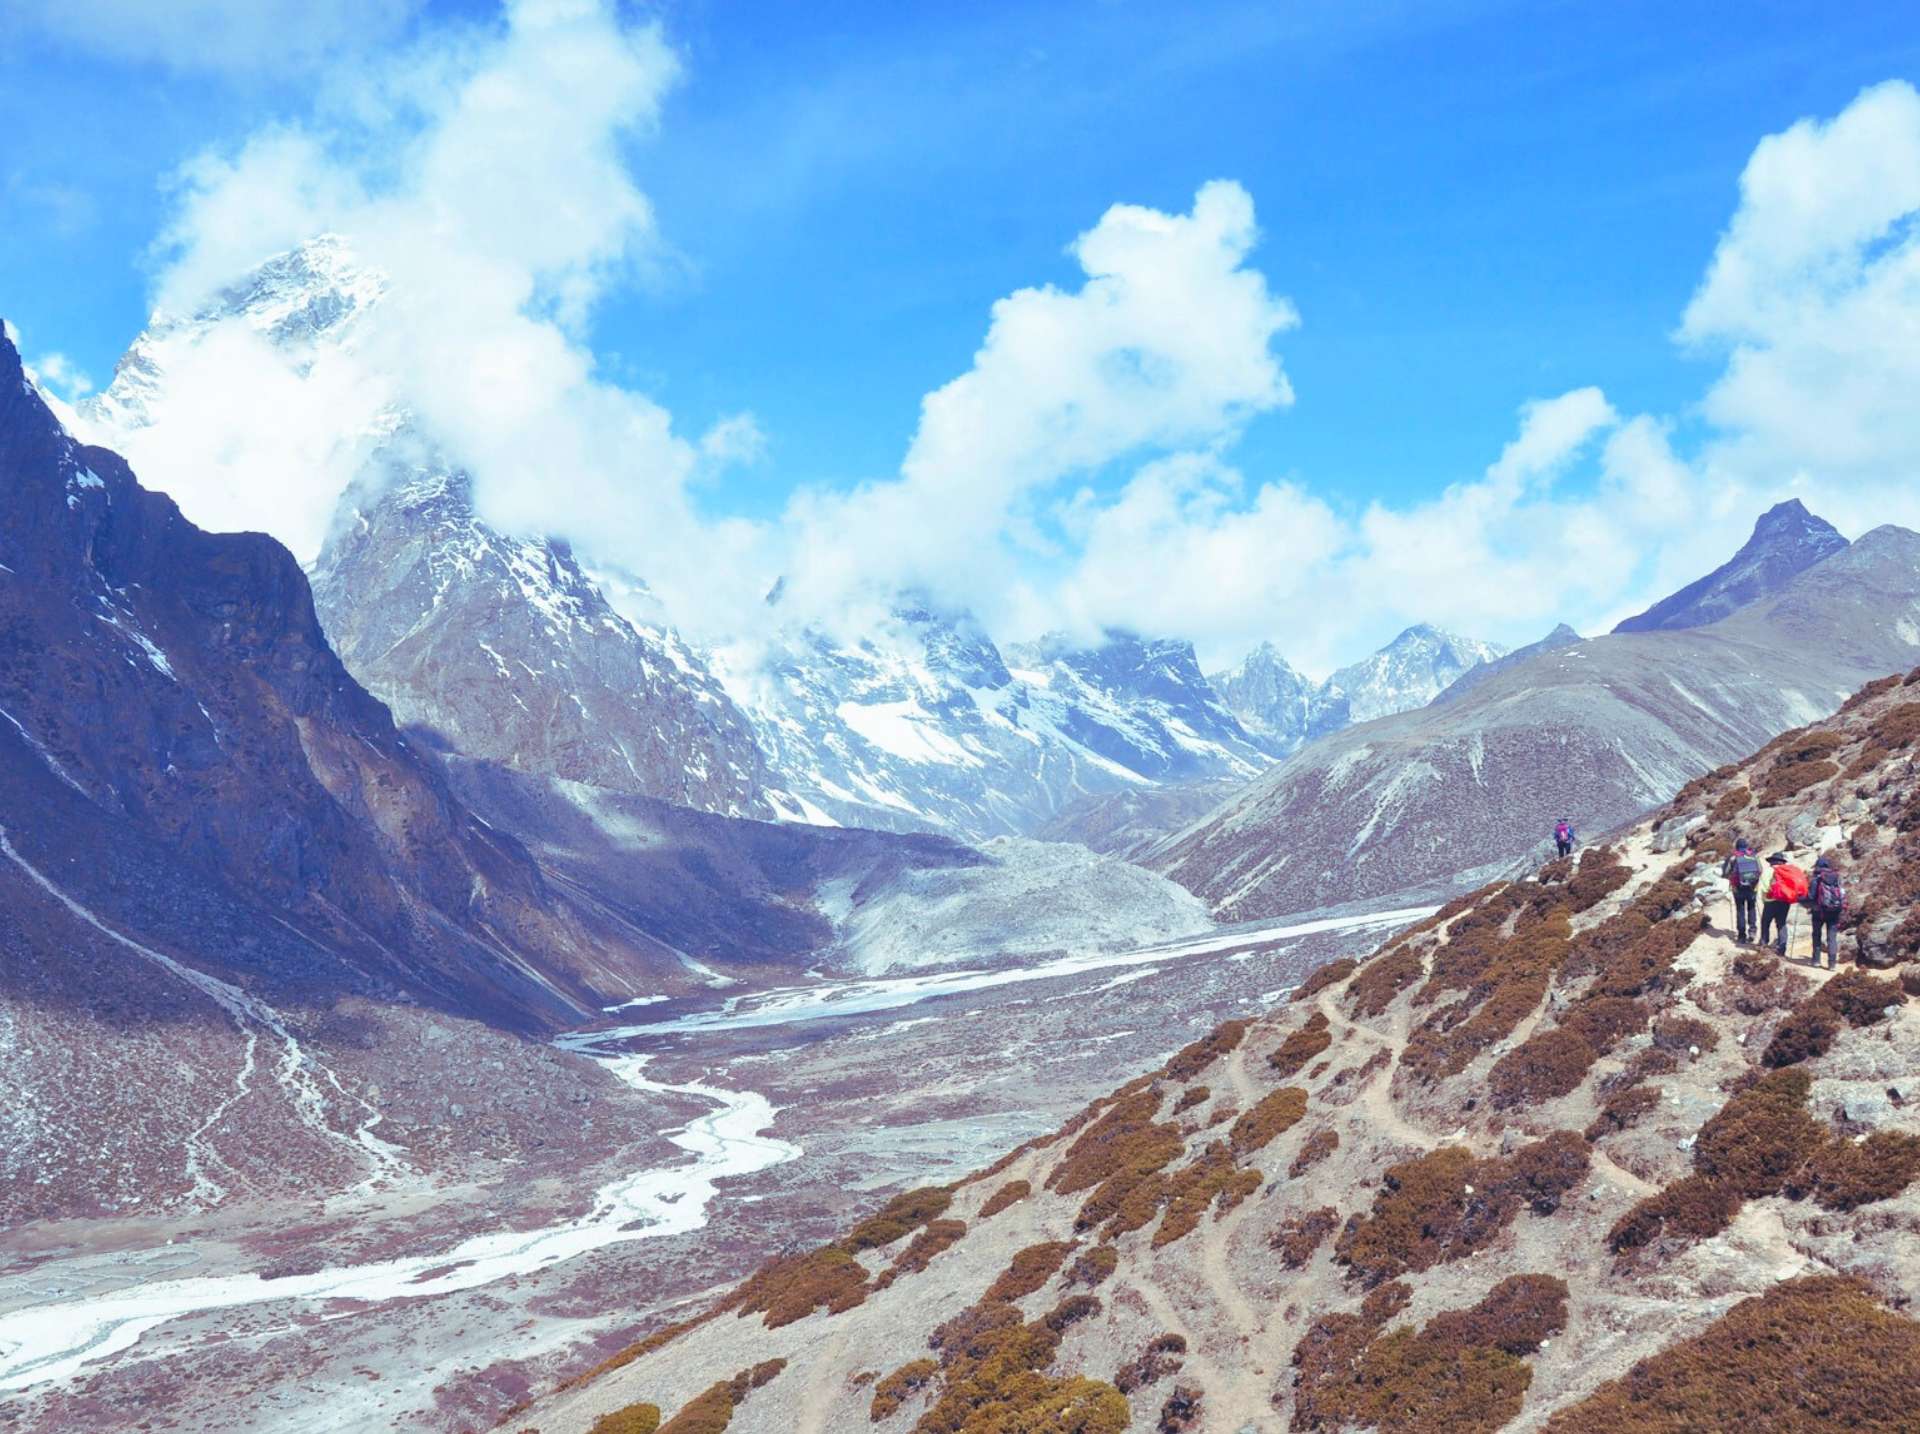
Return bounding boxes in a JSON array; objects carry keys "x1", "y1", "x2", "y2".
[{"x1": 6, "y1": 1, "x2": 1920, "y2": 669}]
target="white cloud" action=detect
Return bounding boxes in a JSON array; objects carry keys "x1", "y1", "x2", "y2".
[
  {"x1": 13, "y1": 0, "x2": 423, "y2": 76},
  {"x1": 774, "y1": 180, "x2": 1299, "y2": 628},
  {"x1": 699, "y1": 413, "x2": 768, "y2": 469},
  {"x1": 1682, "y1": 79, "x2": 1920, "y2": 533},
  {"x1": 101, "y1": 0, "x2": 775, "y2": 628},
  {"x1": 87, "y1": 31, "x2": 1920, "y2": 678}
]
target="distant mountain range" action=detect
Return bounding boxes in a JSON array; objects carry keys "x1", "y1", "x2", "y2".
[
  {"x1": 1211, "y1": 624, "x2": 1507, "y2": 751},
  {"x1": 79, "y1": 238, "x2": 1516, "y2": 845},
  {"x1": 1148, "y1": 510, "x2": 1920, "y2": 918}
]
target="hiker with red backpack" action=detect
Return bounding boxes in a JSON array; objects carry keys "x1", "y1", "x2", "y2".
[
  {"x1": 1722, "y1": 838, "x2": 1761, "y2": 943},
  {"x1": 1553, "y1": 818, "x2": 1575, "y2": 859},
  {"x1": 1807, "y1": 855, "x2": 1846, "y2": 970},
  {"x1": 1761, "y1": 851, "x2": 1808, "y2": 956}
]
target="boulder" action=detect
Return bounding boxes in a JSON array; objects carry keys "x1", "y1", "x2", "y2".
[{"x1": 1654, "y1": 813, "x2": 1706, "y2": 853}]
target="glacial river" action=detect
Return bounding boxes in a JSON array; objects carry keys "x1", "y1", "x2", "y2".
[{"x1": 0, "y1": 902, "x2": 1424, "y2": 1394}]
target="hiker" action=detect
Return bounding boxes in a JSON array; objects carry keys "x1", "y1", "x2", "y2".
[
  {"x1": 1761, "y1": 851, "x2": 1808, "y2": 956},
  {"x1": 1553, "y1": 817, "x2": 1575, "y2": 859},
  {"x1": 1808, "y1": 854, "x2": 1846, "y2": 971},
  {"x1": 1722, "y1": 837, "x2": 1761, "y2": 943}
]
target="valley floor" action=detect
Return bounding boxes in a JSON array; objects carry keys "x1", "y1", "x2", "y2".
[{"x1": 0, "y1": 905, "x2": 1416, "y2": 1432}]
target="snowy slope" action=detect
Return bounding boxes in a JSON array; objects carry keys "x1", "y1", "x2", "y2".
[{"x1": 719, "y1": 607, "x2": 1273, "y2": 839}]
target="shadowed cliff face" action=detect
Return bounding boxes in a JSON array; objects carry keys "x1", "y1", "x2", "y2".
[{"x1": 0, "y1": 327, "x2": 670, "y2": 1033}]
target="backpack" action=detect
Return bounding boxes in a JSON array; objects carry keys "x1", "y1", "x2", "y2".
[
  {"x1": 1814, "y1": 869, "x2": 1845, "y2": 914},
  {"x1": 1732, "y1": 854, "x2": 1761, "y2": 889},
  {"x1": 1555, "y1": 822, "x2": 1572, "y2": 842},
  {"x1": 1772, "y1": 863, "x2": 1809, "y2": 904}
]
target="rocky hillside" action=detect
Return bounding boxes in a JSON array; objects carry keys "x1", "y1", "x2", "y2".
[
  {"x1": 513, "y1": 671, "x2": 1920, "y2": 1433},
  {"x1": 310, "y1": 466, "x2": 777, "y2": 818},
  {"x1": 1146, "y1": 515, "x2": 1920, "y2": 922},
  {"x1": 1613, "y1": 498, "x2": 1847, "y2": 633}
]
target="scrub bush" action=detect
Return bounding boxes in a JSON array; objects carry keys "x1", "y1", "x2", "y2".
[
  {"x1": 978, "y1": 1180, "x2": 1029, "y2": 1220},
  {"x1": 1544, "y1": 1277, "x2": 1920, "y2": 1433},
  {"x1": 1268, "y1": 1012, "x2": 1333, "y2": 1078}
]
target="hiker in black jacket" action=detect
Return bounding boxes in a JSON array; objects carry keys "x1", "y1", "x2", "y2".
[
  {"x1": 1722, "y1": 838, "x2": 1761, "y2": 944},
  {"x1": 1808, "y1": 855, "x2": 1846, "y2": 971}
]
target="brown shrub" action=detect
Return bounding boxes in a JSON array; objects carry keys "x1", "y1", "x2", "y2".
[
  {"x1": 1609, "y1": 1068, "x2": 1822, "y2": 1253},
  {"x1": 1229, "y1": 1086, "x2": 1309, "y2": 1154},
  {"x1": 656, "y1": 1382, "x2": 734, "y2": 1434},
  {"x1": 1295, "y1": 1278, "x2": 1565, "y2": 1434},
  {"x1": 1291, "y1": 1282, "x2": 1413, "y2": 1428},
  {"x1": 1294, "y1": 958, "x2": 1357, "y2": 1003},
  {"x1": 1841, "y1": 674, "x2": 1905, "y2": 712},
  {"x1": 1163, "y1": 1019, "x2": 1249, "y2": 1082},
  {"x1": 1607, "y1": 1172, "x2": 1743, "y2": 1253},
  {"x1": 1563, "y1": 847, "x2": 1634, "y2": 911},
  {"x1": 915, "y1": 1304, "x2": 1129, "y2": 1434},
  {"x1": 1650, "y1": 1013, "x2": 1718, "y2": 1053},
  {"x1": 983, "y1": 1241, "x2": 1075, "y2": 1303},
  {"x1": 1268, "y1": 1012, "x2": 1333, "y2": 1078},
  {"x1": 1157, "y1": 1384, "x2": 1203, "y2": 1433},
  {"x1": 1585, "y1": 1085, "x2": 1660, "y2": 1141},
  {"x1": 1695, "y1": 1068, "x2": 1824, "y2": 1195},
  {"x1": 1759, "y1": 757, "x2": 1839, "y2": 805},
  {"x1": 1420, "y1": 1274, "x2": 1569, "y2": 1356},
  {"x1": 1148, "y1": 1147, "x2": 1262, "y2": 1248},
  {"x1": 1543, "y1": 1277, "x2": 1920, "y2": 1432},
  {"x1": 846, "y1": 1187, "x2": 954, "y2": 1252},
  {"x1": 1792, "y1": 1131, "x2": 1920, "y2": 1211},
  {"x1": 1866, "y1": 701, "x2": 1920, "y2": 750},
  {"x1": 1063, "y1": 1245, "x2": 1117, "y2": 1288},
  {"x1": 876, "y1": 1220, "x2": 967, "y2": 1288},
  {"x1": 1707, "y1": 785, "x2": 1751, "y2": 826},
  {"x1": 1042, "y1": 1294, "x2": 1102, "y2": 1333},
  {"x1": 591, "y1": 1404, "x2": 662, "y2": 1434},
  {"x1": 870, "y1": 1359, "x2": 937, "y2": 1421},
  {"x1": 733, "y1": 1245, "x2": 868, "y2": 1328},
  {"x1": 977, "y1": 1180, "x2": 1029, "y2": 1221},
  {"x1": 1334, "y1": 1133, "x2": 1590, "y2": 1284},
  {"x1": 1763, "y1": 1005, "x2": 1842, "y2": 1067},
  {"x1": 1588, "y1": 914, "x2": 1700, "y2": 999},
  {"x1": 1170, "y1": 1086, "x2": 1208, "y2": 1116},
  {"x1": 1272, "y1": 1206, "x2": 1339, "y2": 1268},
  {"x1": 1764, "y1": 969, "x2": 1906, "y2": 1067},
  {"x1": 1047, "y1": 1090, "x2": 1183, "y2": 1197},
  {"x1": 1115, "y1": 1333, "x2": 1187, "y2": 1394},
  {"x1": 1348, "y1": 944, "x2": 1424, "y2": 1017},
  {"x1": 1562, "y1": 996, "x2": 1649, "y2": 1050},
  {"x1": 1488, "y1": 1028, "x2": 1598, "y2": 1110},
  {"x1": 1820, "y1": 968, "x2": 1908, "y2": 1024},
  {"x1": 1289, "y1": 1127, "x2": 1340, "y2": 1177}
]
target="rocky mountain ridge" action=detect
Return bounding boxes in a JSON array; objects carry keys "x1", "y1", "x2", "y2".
[
  {"x1": 310, "y1": 465, "x2": 779, "y2": 818},
  {"x1": 511, "y1": 668, "x2": 1920, "y2": 1434},
  {"x1": 1211, "y1": 624, "x2": 1507, "y2": 754},
  {"x1": 1147, "y1": 511, "x2": 1920, "y2": 922},
  {"x1": 1613, "y1": 497, "x2": 1848, "y2": 634}
]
